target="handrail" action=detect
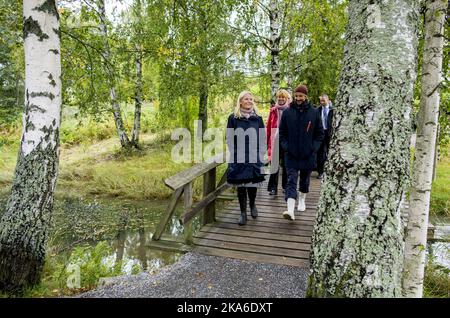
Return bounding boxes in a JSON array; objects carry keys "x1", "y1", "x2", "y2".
[
  {"x1": 164, "y1": 153, "x2": 226, "y2": 190},
  {"x1": 152, "y1": 152, "x2": 230, "y2": 245}
]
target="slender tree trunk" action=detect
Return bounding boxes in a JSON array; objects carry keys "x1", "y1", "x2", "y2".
[
  {"x1": 97, "y1": 0, "x2": 130, "y2": 148},
  {"x1": 308, "y1": 0, "x2": 420, "y2": 297},
  {"x1": 269, "y1": 0, "x2": 281, "y2": 102},
  {"x1": 131, "y1": 49, "x2": 143, "y2": 147},
  {"x1": 0, "y1": 0, "x2": 61, "y2": 294},
  {"x1": 197, "y1": 7, "x2": 208, "y2": 134},
  {"x1": 131, "y1": 0, "x2": 143, "y2": 148},
  {"x1": 198, "y1": 78, "x2": 209, "y2": 134},
  {"x1": 402, "y1": 0, "x2": 446, "y2": 298}
]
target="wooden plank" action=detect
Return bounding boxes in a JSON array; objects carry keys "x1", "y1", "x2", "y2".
[
  {"x1": 193, "y1": 246, "x2": 309, "y2": 267},
  {"x1": 217, "y1": 194, "x2": 236, "y2": 200},
  {"x1": 428, "y1": 222, "x2": 435, "y2": 240},
  {"x1": 217, "y1": 214, "x2": 315, "y2": 227},
  {"x1": 205, "y1": 221, "x2": 314, "y2": 237},
  {"x1": 147, "y1": 239, "x2": 192, "y2": 253},
  {"x1": 221, "y1": 207, "x2": 317, "y2": 218},
  {"x1": 203, "y1": 168, "x2": 216, "y2": 225},
  {"x1": 152, "y1": 187, "x2": 183, "y2": 241},
  {"x1": 200, "y1": 225, "x2": 312, "y2": 243},
  {"x1": 215, "y1": 216, "x2": 314, "y2": 232},
  {"x1": 219, "y1": 211, "x2": 316, "y2": 224},
  {"x1": 183, "y1": 182, "x2": 193, "y2": 245},
  {"x1": 193, "y1": 237, "x2": 310, "y2": 259},
  {"x1": 164, "y1": 153, "x2": 225, "y2": 190},
  {"x1": 227, "y1": 201, "x2": 318, "y2": 209},
  {"x1": 194, "y1": 231, "x2": 311, "y2": 251},
  {"x1": 221, "y1": 207, "x2": 316, "y2": 218},
  {"x1": 182, "y1": 182, "x2": 231, "y2": 225}
]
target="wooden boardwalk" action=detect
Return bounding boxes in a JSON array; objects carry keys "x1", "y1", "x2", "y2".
[{"x1": 192, "y1": 175, "x2": 322, "y2": 267}]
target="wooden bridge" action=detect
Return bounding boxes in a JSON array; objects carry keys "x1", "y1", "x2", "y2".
[
  {"x1": 148, "y1": 153, "x2": 438, "y2": 268},
  {"x1": 148, "y1": 153, "x2": 320, "y2": 267}
]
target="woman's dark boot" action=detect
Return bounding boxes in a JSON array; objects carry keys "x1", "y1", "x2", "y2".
[
  {"x1": 237, "y1": 187, "x2": 247, "y2": 225},
  {"x1": 247, "y1": 187, "x2": 258, "y2": 219}
]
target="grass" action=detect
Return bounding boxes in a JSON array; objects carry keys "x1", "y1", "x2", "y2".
[
  {"x1": 424, "y1": 244, "x2": 450, "y2": 298},
  {"x1": 430, "y1": 147, "x2": 450, "y2": 220}
]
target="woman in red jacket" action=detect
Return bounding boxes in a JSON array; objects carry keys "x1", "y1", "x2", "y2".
[{"x1": 266, "y1": 89, "x2": 291, "y2": 195}]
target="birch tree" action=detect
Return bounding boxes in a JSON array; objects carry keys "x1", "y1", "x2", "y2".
[
  {"x1": 402, "y1": 0, "x2": 447, "y2": 298},
  {"x1": 308, "y1": 0, "x2": 420, "y2": 297},
  {"x1": 0, "y1": 0, "x2": 61, "y2": 293},
  {"x1": 237, "y1": 0, "x2": 293, "y2": 102},
  {"x1": 97, "y1": 0, "x2": 130, "y2": 148},
  {"x1": 130, "y1": 0, "x2": 143, "y2": 147},
  {"x1": 158, "y1": 0, "x2": 239, "y2": 132}
]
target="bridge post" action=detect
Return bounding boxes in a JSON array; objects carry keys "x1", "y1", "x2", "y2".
[
  {"x1": 183, "y1": 182, "x2": 193, "y2": 245},
  {"x1": 202, "y1": 167, "x2": 216, "y2": 225}
]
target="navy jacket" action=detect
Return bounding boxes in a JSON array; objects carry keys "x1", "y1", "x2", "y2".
[
  {"x1": 226, "y1": 113, "x2": 266, "y2": 184},
  {"x1": 278, "y1": 101, "x2": 324, "y2": 170}
]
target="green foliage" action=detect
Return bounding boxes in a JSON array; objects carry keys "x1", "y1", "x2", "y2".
[
  {"x1": 0, "y1": 0, "x2": 23, "y2": 126},
  {"x1": 430, "y1": 147, "x2": 450, "y2": 218},
  {"x1": 288, "y1": 0, "x2": 347, "y2": 103},
  {"x1": 21, "y1": 241, "x2": 121, "y2": 297},
  {"x1": 156, "y1": 0, "x2": 244, "y2": 129}
]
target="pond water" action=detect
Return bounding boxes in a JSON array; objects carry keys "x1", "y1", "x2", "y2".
[
  {"x1": 50, "y1": 197, "x2": 191, "y2": 275},
  {"x1": 0, "y1": 196, "x2": 190, "y2": 281},
  {"x1": 428, "y1": 225, "x2": 450, "y2": 269}
]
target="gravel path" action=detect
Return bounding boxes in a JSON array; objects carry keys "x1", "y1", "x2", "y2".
[{"x1": 78, "y1": 252, "x2": 309, "y2": 298}]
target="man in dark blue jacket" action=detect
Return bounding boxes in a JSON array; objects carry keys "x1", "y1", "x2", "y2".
[{"x1": 278, "y1": 84, "x2": 324, "y2": 220}]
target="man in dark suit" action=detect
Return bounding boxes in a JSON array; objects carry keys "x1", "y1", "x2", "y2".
[{"x1": 316, "y1": 94, "x2": 333, "y2": 179}]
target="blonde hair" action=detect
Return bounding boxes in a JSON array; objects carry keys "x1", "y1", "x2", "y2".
[
  {"x1": 234, "y1": 91, "x2": 260, "y2": 118},
  {"x1": 276, "y1": 89, "x2": 291, "y2": 100}
]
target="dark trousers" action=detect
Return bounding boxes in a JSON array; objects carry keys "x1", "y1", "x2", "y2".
[
  {"x1": 317, "y1": 129, "x2": 331, "y2": 174},
  {"x1": 237, "y1": 187, "x2": 257, "y2": 212},
  {"x1": 267, "y1": 148, "x2": 287, "y2": 192},
  {"x1": 285, "y1": 168, "x2": 312, "y2": 200}
]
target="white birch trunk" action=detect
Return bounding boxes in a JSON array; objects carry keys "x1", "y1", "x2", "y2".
[
  {"x1": 97, "y1": 0, "x2": 130, "y2": 148},
  {"x1": 132, "y1": 49, "x2": 143, "y2": 147},
  {"x1": 308, "y1": 0, "x2": 420, "y2": 297},
  {"x1": 131, "y1": 0, "x2": 143, "y2": 147},
  {"x1": 269, "y1": 0, "x2": 281, "y2": 102},
  {"x1": 0, "y1": 0, "x2": 61, "y2": 293},
  {"x1": 402, "y1": 0, "x2": 446, "y2": 298}
]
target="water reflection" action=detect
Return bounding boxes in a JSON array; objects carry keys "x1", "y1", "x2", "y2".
[
  {"x1": 49, "y1": 197, "x2": 184, "y2": 276},
  {"x1": 428, "y1": 225, "x2": 450, "y2": 269},
  {"x1": 108, "y1": 228, "x2": 181, "y2": 275}
]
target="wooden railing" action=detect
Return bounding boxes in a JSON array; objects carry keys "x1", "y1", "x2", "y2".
[{"x1": 150, "y1": 153, "x2": 230, "y2": 250}]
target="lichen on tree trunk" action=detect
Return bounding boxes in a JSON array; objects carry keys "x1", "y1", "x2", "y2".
[
  {"x1": 308, "y1": 0, "x2": 420, "y2": 297},
  {"x1": 0, "y1": 145, "x2": 59, "y2": 293},
  {"x1": 0, "y1": 0, "x2": 61, "y2": 294}
]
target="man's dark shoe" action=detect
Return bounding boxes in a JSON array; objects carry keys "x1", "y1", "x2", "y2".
[
  {"x1": 269, "y1": 189, "x2": 277, "y2": 195},
  {"x1": 317, "y1": 173, "x2": 323, "y2": 179}
]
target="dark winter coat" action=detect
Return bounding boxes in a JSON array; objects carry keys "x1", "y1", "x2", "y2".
[
  {"x1": 278, "y1": 101, "x2": 324, "y2": 170},
  {"x1": 226, "y1": 113, "x2": 266, "y2": 184}
]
